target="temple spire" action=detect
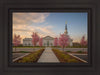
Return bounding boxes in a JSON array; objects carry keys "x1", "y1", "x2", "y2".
[
  {"x1": 65, "y1": 21, "x2": 67, "y2": 30},
  {"x1": 64, "y1": 21, "x2": 68, "y2": 35}
]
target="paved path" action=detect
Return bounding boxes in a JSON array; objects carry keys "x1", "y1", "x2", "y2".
[{"x1": 38, "y1": 47, "x2": 60, "y2": 63}]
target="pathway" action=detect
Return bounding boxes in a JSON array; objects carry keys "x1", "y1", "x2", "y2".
[{"x1": 37, "y1": 47, "x2": 60, "y2": 63}]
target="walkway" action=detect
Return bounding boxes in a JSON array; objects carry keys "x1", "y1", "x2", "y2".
[{"x1": 37, "y1": 47, "x2": 60, "y2": 63}]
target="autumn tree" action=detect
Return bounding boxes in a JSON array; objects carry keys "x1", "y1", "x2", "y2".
[
  {"x1": 13, "y1": 34, "x2": 21, "y2": 51},
  {"x1": 54, "y1": 37, "x2": 58, "y2": 47},
  {"x1": 31, "y1": 32, "x2": 39, "y2": 46},
  {"x1": 39, "y1": 38, "x2": 43, "y2": 46},
  {"x1": 80, "y1": 36, "x2": 87, "y2": 52},
  {"x1": 58, "y1": 34, "x2": 69, "y2": 51}
]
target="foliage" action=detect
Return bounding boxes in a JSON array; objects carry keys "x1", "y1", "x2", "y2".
[
  {"x1": 19, "y1": 51, "x2": 30, "y2": 53},
  {"x1": 58, "y1": 34, "x2": 69, "y2": 51},
  {"x1": 13, "y1": 34, "x2": 21, "y2": 46},
  {"x1": 52, "y1": 49, "x2": 81, "y2": 63},
  {"x1": 54, "y1": 37, "x2": 58, "y2": 46},
  {"x1": 18, "y1": 44, "x2": 23, "y2": 47},
  {"x1": 13, "y1": 34, "x2": 21, "y2": 51},
  {"x1": 14, "y1": 49, "x2": 44, "y2": 63},
  {"x1": 66, "y1": 51, "x2": 71, "y2": 52},
  {"x1": 31, "y1": 32, "x2": 40, "y2": 46},
  {"x1": 13, "y1": 46, "x2": 45, "y2": 48},
  {"x1": 67, "y1": 59, "x2": 79, "y2": 63},
  {"x1": 80, "y1": 36, "x2": 87, "y2": 47},
  {"x1": 77, "y1": 51, "x2": 83, "y2": 53},
  {"x1": 39, "y1": 38, "x2": 43, "y2": 46},
  {"x1": 80, "y1": 36, "x2": 87, "y2": 52},
  {"x1": 13, "y1": 51, "x2": 30, "y2": 53}
]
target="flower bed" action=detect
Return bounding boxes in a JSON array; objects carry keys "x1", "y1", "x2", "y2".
[
  {"x1": 52, "y1": 49, "x2": 82, "y2": 63},
  {"x1": 66, "y1": 51, "x2": 87, "y2": 54},
  {"x1": 14, "y1": 49, "x2": 44, "y2": 63},
  {"x1": 13, "y1": 51, "x2": 30, "y2": 53}
]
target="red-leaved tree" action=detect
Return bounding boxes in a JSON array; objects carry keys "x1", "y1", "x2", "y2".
[
  {"x1": 13, "y1": 34, "x2": 21, "y2": 51},
  {"x1": 58, "y1": 34, "x2": 69, "y2": 51},
  {"x1": 31, "y1": 32, "x2": 39, "y2": 46},
  {"x1": 54, "y1": 37, "x2": 58, "y2": 47},
  {"x1": 39, "y1": 38, "x2": 43, "y2": 46},
  {"x1": 80, "y1": 36, "x2": 87, "y2": 52}
]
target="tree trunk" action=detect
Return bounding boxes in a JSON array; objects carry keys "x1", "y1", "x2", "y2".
[
  {"x1": 15, "y1": 47, "x2": 16, "y2": 52},
  {"x1": 83, "y1": 48, "x2": 84, "y2": 52},
  {"x1": 63, "y1": 46, "x2": 64, "y2": 51},
  {"x1": 33, "y1": 46, "x2": 34, "y2": 50}
]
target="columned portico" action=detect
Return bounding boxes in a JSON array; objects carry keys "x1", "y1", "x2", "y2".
[{"x1": 43, "y1": 36, "x2": 54, "y2": 47}]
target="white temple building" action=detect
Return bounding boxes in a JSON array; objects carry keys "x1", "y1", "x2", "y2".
[{"x1": 23, "y1": 23, "x2": 73, "y2": 46}]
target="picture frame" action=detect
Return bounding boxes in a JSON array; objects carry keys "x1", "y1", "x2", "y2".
[
  {"x1": 0, "y1": 0, "x2": 99, "y2": 75},
  {"x1": 9, "y1": 8, "x2": 91, "y2": 67}
]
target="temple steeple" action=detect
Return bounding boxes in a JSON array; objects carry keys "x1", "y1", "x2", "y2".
[
  {"x1": 64, "y1": 21, "x2": 68, "y2": 35},
  {"x1": 65, "y1": 21, "x2": 67, "y2": 30}
]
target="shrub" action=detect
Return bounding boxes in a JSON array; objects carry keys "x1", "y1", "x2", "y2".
[
  {"x1": 67, "y1": 59, "x2": 79, "y2": 63},
  {"x1": 19, "y1": 51, "x2": 30, "y2": 53},
  {"x1": 14, "y1": 49, "x2": 44, "y2": 63},
  {"x1": 52, "y1": 49, "x2": 81, "y2": 63},
  {"x1": 77, "y1": 51, "x2": 83, "y2": 53},
  {"x1": 63, "y1": 55, "x2": 71, "y2": 61},
  {"x1": 66, "y1": 51, "x2": 71, "y2": 52}
]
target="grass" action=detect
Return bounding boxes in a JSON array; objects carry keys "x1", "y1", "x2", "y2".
[
  {"x1": 52, "y1": 46, "x2": 87, "y2": 48},
  {"x1": 13, "y1": 51, "x2": 30, "y2": 53},
  {"x1": 13, "y1": 46, "x2": 87, "y2": 48},
  {"x1": 14, "y1": 49, "x2": 44, "y2": 63},
  {"x1": 52, "y1": 49, "x2": 82, "y2": 63},
  {"x1": 13, "y1": 46, "x2": 45, "y2": 48},
  {"x1": 77, "y1": 51, "x2": 83, "y2": 53},
  {"x1": 19, "y1": 51, "x2": 30, "y2": 53},
  {"x1": 66, "y1": 51, "x2": 71, "y2": 52}
]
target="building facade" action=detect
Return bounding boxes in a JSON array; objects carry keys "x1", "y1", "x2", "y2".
[
  {"x1": 23, "y1": 23, "x2": 73, "y2": 46},
  {"x1": 23, "y1": 36, "x2": 54, "y2": 46},
  {"x1": 23, "y1": 38, "x2": 33, "y2": 46},
  {"x1": 42, "y1": 36, "x2": 54, "y2": 46}
]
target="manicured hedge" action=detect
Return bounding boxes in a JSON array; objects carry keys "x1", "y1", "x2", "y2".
[
  {"x1": 14, "y1": 49, "x2": 44, "y2": 63},
  {"x1": 52, "y1": 49, "x2": 82, "y2": 63},
  {"x1": 13, "y1": 46, "x2": 45, "y2": 48}
]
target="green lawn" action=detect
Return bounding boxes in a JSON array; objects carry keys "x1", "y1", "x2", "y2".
[
  {"x1": 13, "y1": 46, "x2": 87, "y2": 48},
  {"x1": 13, "y1": 46, "x2": 45, "y2": 48}
]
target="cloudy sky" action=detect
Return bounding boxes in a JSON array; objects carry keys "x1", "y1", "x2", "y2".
[{"x1": 13, "y1": 12, "x2": 87, "y2": 43}]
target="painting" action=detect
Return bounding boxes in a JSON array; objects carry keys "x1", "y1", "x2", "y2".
[{"x1": 12, "y1": 12, "x2": 88, "y2": 63}]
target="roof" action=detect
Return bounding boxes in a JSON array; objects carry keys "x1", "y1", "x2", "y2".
[{"x1": 43, "y1": 36, "x2": 54, "y2": 40}]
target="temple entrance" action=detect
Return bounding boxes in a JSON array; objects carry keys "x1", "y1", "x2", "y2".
[{"x1": 47, "y1": 41, "x2": 49, "y2": 46}]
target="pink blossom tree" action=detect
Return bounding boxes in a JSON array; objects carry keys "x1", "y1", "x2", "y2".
[
  {"x1": 58, "y1": 34, "x2": 69, "y2": 51},
  {"x1": 54, "y1": 37, "x2": 58, "y2": 47},
  {"x1": 80, "y1": 36, "x2": 87, "y2": 52},
  {"x1": 39, "y1": 38, "x2": 43, "y2": 46},
  {"x1": 13, "y1": 34, "x2": 21, "y2": 51},
  {"x1": 31, "y1": 32, "x2": 40, "y2": 46}
]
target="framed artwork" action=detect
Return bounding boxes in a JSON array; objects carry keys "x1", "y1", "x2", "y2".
[
  {"x1": 10, "y1": 9, "x2": 90, "y2": 66},
  {"x1": 0, "y1": 0, "x2": 99, "y2": 75}
]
